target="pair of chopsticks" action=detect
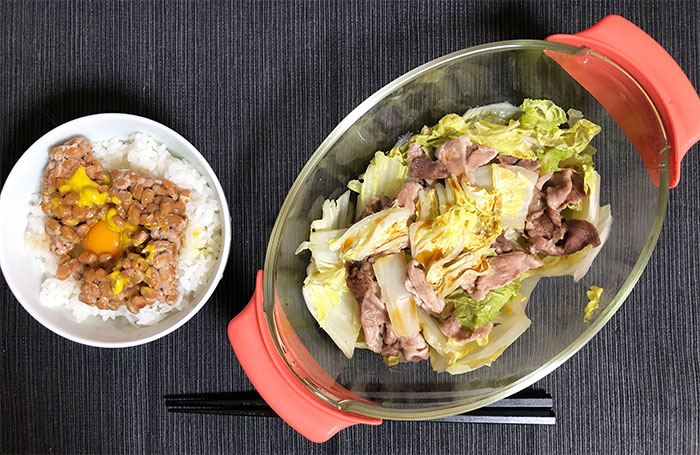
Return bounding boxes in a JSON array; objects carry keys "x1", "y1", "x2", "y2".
[{"x1": 164, "y1": 389, "x2": 555, "y2": 425}]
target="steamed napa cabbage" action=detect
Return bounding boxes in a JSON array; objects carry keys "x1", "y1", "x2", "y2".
[
  {"x1": 302, "y1": 267, "x2": 361, "y2": 358},
  {"x1": 298, "y1": 228, "x2": 346, "y2": 272},
  {"x1": 348, "y1": 151, "x2": 407, "y2": 219},
  {"x1": 518, "y1": 98, "x2": 601, "y2": 156},
  {"x1": 329, "y1": 206, "x2": 412, "y2": 262},
  {"x1": 310, "y1": 190, "x2": 354, "y2": 232},
  {"x1": 415, "y1": 188, "x2": 440, "y2": 221},
  {"x1": 373, "y1": 253, "x2": 421, "y2": 337},
  {"x1": 425, "y1": 284, "x2": 532, "y2": 374},
  {"x1": 583, "y1": 286, "x2": 603, "y2": 322},
  {"x1": 491, "y1": 164, "x2": 538, "y2": 229},
  {"x1": 518, "y1": 98, "x2": 568, "y2": 132},
  {"x1": 410, "y1": 98, "x2": 601, "y2": 164},
  {"x1": 568, "y1": 146, "x2": 598, "y2": 195},
  {"x1": 536, "y1": 147, "x2": 574, "y2": 174},
  {"x1": 409, "y1": 176, "x2": 501, "y2": 297},
  {"x1": 296, "y1": 191, "x2": 353, "y2": 271},
  {"x1": 410, "y1": 207, "x2": 491, "y2": 267},
  {"x1": 297, "y1": 190, "x2": 361, "y2": 359},
  {"x1": 416, "y1": 308, "x2": 488, "y2": 367},
  {"x1": 446, "y1": 281, "x2": 521, "y2": 332},
  {"x1": 412, "y1": 113, "x2": 535, "y2": 159},
  {"x1": 299, "y1": 98, "x2": 609, "y2": 373},
  {"x1": 463, "y1": 102, "x2": 523, "y2": 124}
]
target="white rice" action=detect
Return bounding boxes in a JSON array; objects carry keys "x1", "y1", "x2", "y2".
[{"x1": 25, "y1": 132, "x2": 223, "y2": 325}]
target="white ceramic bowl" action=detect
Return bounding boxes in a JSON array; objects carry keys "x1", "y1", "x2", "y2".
[{"x1": 0, "y1": 114, "x2": 231, "y2": 347}]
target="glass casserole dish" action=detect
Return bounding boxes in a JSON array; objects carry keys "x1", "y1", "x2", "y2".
[{"x1": 228, "y1": 15, "x2": 700, "y2": 442}]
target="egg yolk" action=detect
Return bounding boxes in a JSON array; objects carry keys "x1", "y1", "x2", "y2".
[{"x1": 83, "y1": 220, "x2": 121, "y2": 257}]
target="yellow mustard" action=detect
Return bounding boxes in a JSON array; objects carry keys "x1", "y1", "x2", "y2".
[
  {"x1": 104, "y1": 207, "x2": 137, "y2": 233},
  {"x1": 141, "y1": 243, "x2": 156, "y2": 262},
  {"x1": 58, "y1": 166, "x2": 109, "y2": 207},
  {"x1": 109, "y1": 270, "x2": 128, "y2": 295}
]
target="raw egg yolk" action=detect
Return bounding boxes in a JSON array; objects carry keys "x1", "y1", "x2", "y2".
[{"x1": 83, "y1": 220, "x2": 121, "y2": 257}]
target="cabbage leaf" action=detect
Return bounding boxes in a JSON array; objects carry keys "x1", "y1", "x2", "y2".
[
  {"x1": 408, "y1": 99, "x2": 601, "y2": 163},
  {"x1": 491, "y1": 164, "x2": 538, "y2": 229},
  {"x1": 348, "y1": 151, "x2": 407, "y2": 219},
  {"x1": 302, "y1": 267, "x2": 361, "y2": 358},
  {"x1": 309, "y1": 190, "x2": 354, "y2": 232},
  {"x1": 463, "y1": 102, "x2": 523, "y2": 124},
  {"x1": 445, "y1": 281, "x2": 521, "y2": 332},
  {"x1": 297, "y1": 190, "x2": 361, "y2": 359},
  {"x1": 409, "y1": 175, "x2": 501, "y2": 298},
  {"x1": 518, "y1": 98, "x2": 568, "y2": 132},
  {"x1": 583, "y1": 286, "x2": 603, "y2": 322},
  {"x1": 373, "y1": 253, "x2": 420, "y2": 336},
  {"x1": 536, "y1": 147, "x2": 574, "y2": 174},
  {"x1": 329, "y1": 206, "x2": 412, "y2": 262}
]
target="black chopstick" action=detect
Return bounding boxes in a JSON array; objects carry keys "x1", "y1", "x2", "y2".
[{"x1": 164, "y1": 389, "x2": 555, "y2": 425}]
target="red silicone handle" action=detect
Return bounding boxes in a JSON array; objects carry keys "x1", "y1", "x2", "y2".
[
  {"x1": 228, "y1": 270, "x2": 381, "y2": 443},
  {"x1": 547, "y1": 15, "x2": 700, "y2": 188}
]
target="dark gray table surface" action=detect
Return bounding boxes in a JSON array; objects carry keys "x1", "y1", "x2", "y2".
[{"x1": 1, "y1": 1, "x2": 699, "y2": 454}]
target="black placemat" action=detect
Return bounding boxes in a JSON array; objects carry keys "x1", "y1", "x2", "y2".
[{"x1": 1, "y1": 1, "x2": 699, "y2": 453}]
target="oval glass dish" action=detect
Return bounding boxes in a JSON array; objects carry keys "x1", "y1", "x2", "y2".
[{"x1": 229, "y1": 15, "x2": 700, "y2": 441}]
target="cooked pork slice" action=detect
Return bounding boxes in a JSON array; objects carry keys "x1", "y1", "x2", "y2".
[
  {"x1": 491, "y1": 232, "x2": 514, "y2": 254},
  {"x1": 407, "y1": 141, "x2": 448, "y2": 179},
  {"x1": 466, "y1": 252, "x2": 543, "y2": 301},
  {"x1": 497, "y1": 154, "x2": 540, "y2": 171},
  {"x1": 435, "y1": 136, "x2": 498, "y2": 178},
  {"x1": 523, "y1": 169, "x2": 600, "y2": 256},
  {"x1": 357, "y1": 195, "x2": 392, "y2": 220},
  {"x1": 398, "y1": 332, "x2": 430, "y2": 362},
  {"x1": 394, "y1": 181, "x2": 423, "y2": 216},
  {"x1": 405, "y1": 259, "x2": 445, "y2": 314},
  {"x1": 439, "y1": 316, "x2": 492, "y2": 342}
]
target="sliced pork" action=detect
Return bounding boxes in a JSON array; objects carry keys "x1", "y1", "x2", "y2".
[
  {"x1": 346, "y1": 259, "x2": 376, "y2": 300},
  {"x1": 439, "y1": 316, "x2": 492, "y2": 342},
  {"x1": 491, "y1": 232, "x2": 514, "y2": 254},
  {"x1": 357, "y1": 195, "x2": 392, "y2": 220},
  {"x1": 466, "y1": 252, "x2": 543, "y2": 301},
  {"x1": 356, "y1": 181, "x2": 423, "y2": 222},
  {"x1": 497, "y1": 154, "x2": 540, "y2": 171},
  {"x1": 405, "y1": 259, "x2": 445, "y2": 314},
  {"x1": 398, "y1": 333, "x2": 430, "y2": 362},
  {"x1": 359, "y1": 287, "x2": 400, "y2": 356},
  {"x1": 559, "y1": 219, "x2": 601, "y2": 253},
  {"x1": 460, "y1": 272, "x2": 477, "y2": 293},
  {"x1": 394, "y1": 181, "x2": 423, "y2": 215},
  {"x1": 465, "y1": 143, "x2": 499, "y2": 175},
  {"x1": 434, "y1": 136, "x2": 498, "y2": 178},
  {"x1": 407, "y1": 141, "x2": 448, "y2": 179},
  {"x1": 351, "y1": 257, "x2": 429, "y2": 362},
  {"x1": 544, "y1": 170, "x2": 585, "y2": 211},
  {"x1": 525, "y1": 193, "x2": 565, "y2": 243},
  {"x1": 527, "y1": 219, "x2": 600, "y2": 256},
  {"x1": 435, "y1": 136, "x2": 469, "y2": 175},
  {"x1": 524, "y1": 169, "x2": 600, "y2": 256}
]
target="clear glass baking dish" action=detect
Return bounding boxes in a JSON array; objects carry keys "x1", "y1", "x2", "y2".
[{"x1": 229, "y1": 15, "x2": 700, "y2": 442}]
